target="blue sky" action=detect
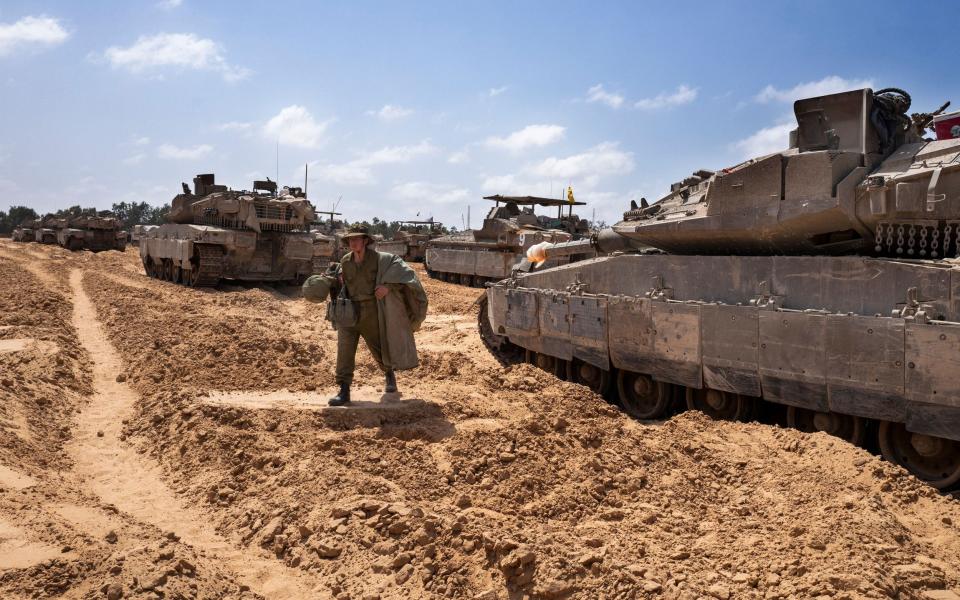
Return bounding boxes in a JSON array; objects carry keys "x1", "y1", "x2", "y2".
[{"x1": 1, "y1": 1, "x2": 958, "y2": 226}]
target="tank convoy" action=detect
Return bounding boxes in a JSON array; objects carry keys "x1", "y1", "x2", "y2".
[
  {"x1": 426, "y1": 195, "x2": 594, "y2": 287},
  {"x1": 140, "y1": 174, "x2": 316, "y2": 286},
  {"x1": 481, "y1": 87, "x2": 960, "y2": 489}
]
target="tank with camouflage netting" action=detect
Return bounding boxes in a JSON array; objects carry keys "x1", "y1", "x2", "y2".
[
  {"x1": 140, "y1": 174, "x2": 316, "y2": 286},
  {"x1": 425, "y1": 195, "x2": 594, "y2": 287},
  {"x1": 481, "y1": 87, "x2": 960, "y2": 490}
]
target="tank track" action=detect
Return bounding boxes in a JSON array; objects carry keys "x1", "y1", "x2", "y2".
[
  {"x1": 476, "y1": 295, "x2": 523, "y2": 365},
  {"x1": 192, "y1": 244, "x2": 224, "y2": 287}
]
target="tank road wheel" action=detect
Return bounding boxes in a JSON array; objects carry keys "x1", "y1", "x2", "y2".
[
  {"x1": 460, "y1": 274, "x2": 474, "y2": 286},
  {"x1": 173, "y1": 265, "x2": 184, "y2": 284},
  {"x1": 529, "y1": 351, "x2": 566, "y2": 379},
  {"x1": 187, "y1": 245, "x2": 224, "y2": 287},
  {"x1": 567, "y1": 358, "x2": 610, "y2": 395},
  {"x1": 617, "y1": 371, "x2": 672, "y2": 420},
  {"x1": 786, "y1": 406, "x2": 866, "y2": 445},
  {"x1": 878, "y1": 422, "x2": 960, "y2": 490},
  {"x1": 162, "y1": 259, "x2": 174, "y2": 281},
  {"x1": 686, "y1": 388, "x2": 754, "y2": 421},
  {"x1": 142, "y1": 257, "x2": 153, "y2": 277}
]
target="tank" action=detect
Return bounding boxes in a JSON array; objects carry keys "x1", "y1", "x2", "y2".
[
  {"x1": 384, "y1": 220, "x2": 445, "y2": 261},
  {"x1": 56, "y1": 215, "x2": 126, "y2": 252},
  {"x1": 129, "y1": 224, "x2": 158, "y2": 247},
  {"x1": 481, "y1": 87, "x2": 960, "y2": 490},
  {"x1": 425, "y1": 195, "x2": 595, "y2": 287},
  {"x1": 310, "y1": 210, "x2": 348, "y2": 272},
  {"x1": 34, "y1": 215, "x2": 59, "y2": 244},
  {"x1": 140, "y1": 174, "x2": 316, "y2": 286}
]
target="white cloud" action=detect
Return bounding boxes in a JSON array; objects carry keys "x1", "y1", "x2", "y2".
[
  {"x1": 391, "y1": 182, "x2": 469, "y2": 205},
  {"x1": 485, "y1": 124, "x2": 566, "y2": 153},
  {"x1": 0, "y1": 15, "x2": 69, "y2": 57},
  {"x1": 732, "y1": 121, "x2": 794, "y2": 158},
  {"x1": 448, "y1": 150, "x2": 469, "y2": 165},
  {"x1": 755, "y1": 75, "x2": 874, "y2": 103},
  {"x1": 309, "y1": 140, "x2": 437, "y2": 186},
  {"x1": 367, "y1": 104, "x2": 413, "y2": 121},
  {"x1": 133, "y1": 136, "x2": 150, "y2": 146},
  {"x1": 586, "y1": 84, "x2": 624, "y2": 109},
  {"x1": 634, "y1": 85, "x2": 697, "y2": 110},
  {"x1": 157, "y1": 143, "x2": 213, "y2": 160},
  {"x1": 263, "y1": 105, "x2": 330, "y2": 149},
  {"x1": 488, "y1": 86, "x2": 508, "y2": 97},
  {"x1": 311, "y1": 163, "x2": 376, "y2": 186},
  {"x1": 355, "y1": 140, "x2": 436, "y2": 166},
  {"x1": 529, "y1": 142, "x2": 634, "y2": 179},
  {"x1": 218, "y1": 121, "x2": 254, "y2": 133},
  {"x1": 102, "y1": 33, "x2": 250, "y2": 82},
  {"x1": 157, "y1": 0, "x2": 184, "y2": 9},
  {"x1": 122, "y1": 153, "x2": 146, "y2": 165}
]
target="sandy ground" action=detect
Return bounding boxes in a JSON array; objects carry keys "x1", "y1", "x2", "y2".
[{"x1": 0, "y1": 238, "x2": 958, "y2": 600}]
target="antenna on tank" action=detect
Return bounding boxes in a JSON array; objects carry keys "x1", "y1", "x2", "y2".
[
  {"x1": 304, "y1": 163, "x2": 308, "y2": 198},
  {"x1": 275, "y1": 141, "x2": 280, "y2": 192}
]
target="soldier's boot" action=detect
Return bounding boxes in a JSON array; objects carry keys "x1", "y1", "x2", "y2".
[
  {"x1": 328, "y1": 383, "x2": 351, "y2": 407},
  {"x1": 384, "y1": 370, "x2": 398, "y2": 394}
]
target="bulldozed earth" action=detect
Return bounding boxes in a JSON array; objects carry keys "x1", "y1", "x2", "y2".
[{"x1": 1, "y1": 238, "x2": 959, "y2": 600}]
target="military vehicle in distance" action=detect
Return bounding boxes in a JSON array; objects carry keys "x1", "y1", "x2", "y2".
[
  {"x1": 482, "y1": 87, "x2": 960, "y2": 490},
  {"x1": 311, "y1": 210, "x2": 347, "y2": 272},
  {"x1": 56, "y1": 215, "x2": 126, "y2": 251},
  {"x1": 426, "y1": 195, "x2": 594, "y2": 287},
  {"x1": 382, "y1": 219, "x2": 445, "y2": 262},
  {"x1": 140, "y1": 174, "x2": 316, "y2": 286},
  {"x1": 129, "y1": 224, "x2": 158, "y2": 247},
  {"x1": 11, "y1": 221, "x2": 35, "y2": 242},
  {"x1": 33, "y1": 216, "x2": 59, "y2": 244}
]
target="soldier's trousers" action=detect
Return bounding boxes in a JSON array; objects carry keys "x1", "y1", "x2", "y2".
[{"x1": 335, "y1": 300, "x2": 385, "y2": 386}]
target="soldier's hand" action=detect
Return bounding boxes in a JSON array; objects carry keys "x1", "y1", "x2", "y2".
[{"x1": 375, "y1": 285, "x2": 389, "y2": 299}]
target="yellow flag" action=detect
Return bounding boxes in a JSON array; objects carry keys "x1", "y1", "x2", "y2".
[{"x1": 566, "y1": 186, "x2": 575, "y2": 204}]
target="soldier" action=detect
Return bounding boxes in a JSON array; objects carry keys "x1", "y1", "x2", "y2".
[{"x1": 317, "y1": 223, "x2": 426, "y2": 407}]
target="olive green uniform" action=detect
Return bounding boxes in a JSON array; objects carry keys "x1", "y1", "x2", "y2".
[{"x1": 335, "y1": 249, "x2": 384, "y2": 385}]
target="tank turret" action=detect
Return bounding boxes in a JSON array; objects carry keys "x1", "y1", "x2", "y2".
[{"x1": 612, "y1": 88, "x2": 959, "y2": 257}]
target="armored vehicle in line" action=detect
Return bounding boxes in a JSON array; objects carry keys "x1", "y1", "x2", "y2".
[
  {"x1": 140, "y1": 174, "x2": 316, "y2": 287},
  {"x1": 130, "y1": 224, "x2": 158, "y2": 247},
  {"x1": 311, "y1": 210, "x2": 347, "y2": 272},
  {"x1": 426, "y1": 195, "x2": 594, "y2": 287},
  {"x1": 383, "y1": 219, "x2": 445, "y2": 262},
  {"x1": 481, "y1": 87, "x2": 960, "y2": 489},
  {"x1": 33, "y1": 216, "x2": 59, "y2": 244},
  {"x1": 56, "y1": 215, "x2": 126, "y2": 251},
  {"x1": 11, "y1": 224, "x2": 33, "y2": 242}
]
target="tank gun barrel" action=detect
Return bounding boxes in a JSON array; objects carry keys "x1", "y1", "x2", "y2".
[{"x1": 526, "y1": 228, "x2": 644, "y2": 265}]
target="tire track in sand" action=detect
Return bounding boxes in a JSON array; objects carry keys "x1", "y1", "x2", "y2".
[{"x1": 67, "y1": 269, "x2": 324, "y2": 599}]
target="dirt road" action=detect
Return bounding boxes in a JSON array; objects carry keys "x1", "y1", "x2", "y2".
[{"x1": 1, "y1": 239, "x2": 958, "y2": 599}]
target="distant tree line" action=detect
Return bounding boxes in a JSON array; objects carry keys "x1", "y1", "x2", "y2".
[{"x1": 0, "y1": 206, "x2": 39, "y2": 235}]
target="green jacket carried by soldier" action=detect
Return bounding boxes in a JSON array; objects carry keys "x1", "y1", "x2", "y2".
[{"x1": 302, "y1": 224, "x2": 428, "y2": 406}]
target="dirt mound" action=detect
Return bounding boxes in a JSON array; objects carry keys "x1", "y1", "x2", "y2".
[{"x1": 2, "y1": 240, "x2": 959, "y2": 600}]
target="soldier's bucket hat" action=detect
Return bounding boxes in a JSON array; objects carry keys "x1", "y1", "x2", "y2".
[{"x1": 342, "y1": 224, "x2": 374, "y2": 244}]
